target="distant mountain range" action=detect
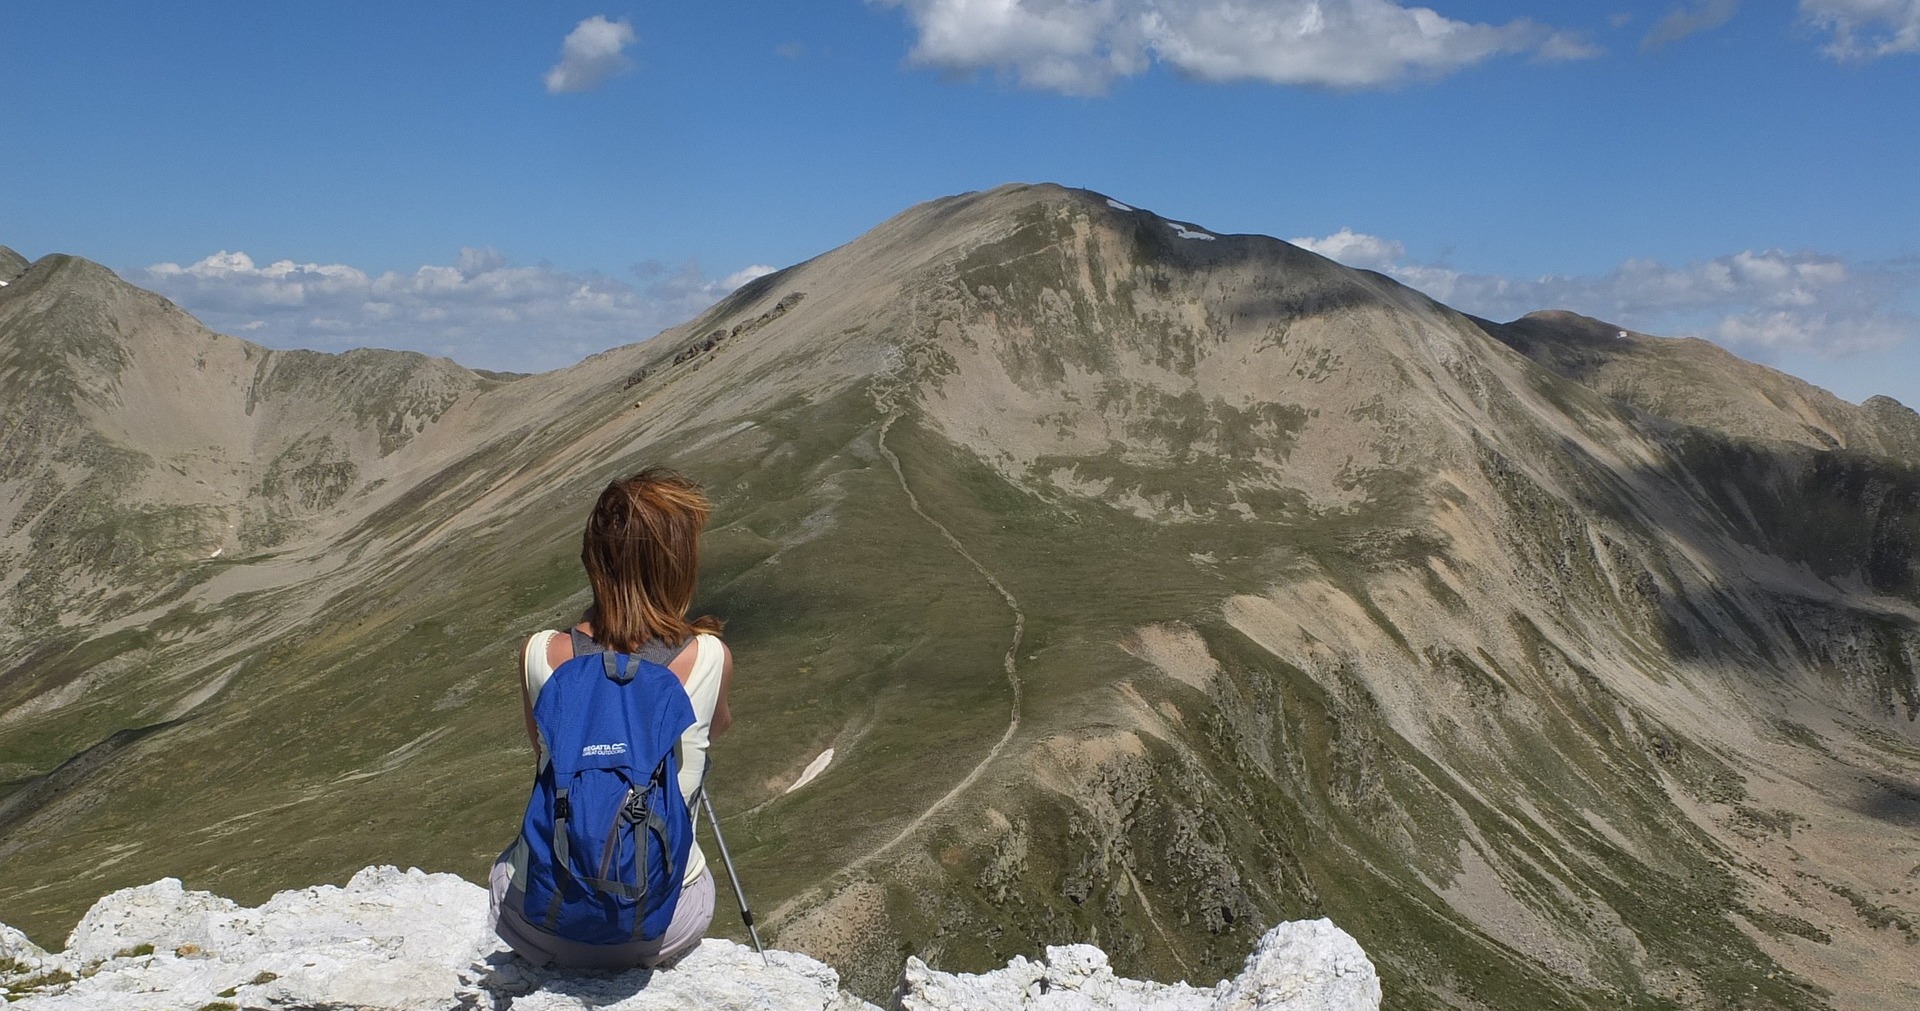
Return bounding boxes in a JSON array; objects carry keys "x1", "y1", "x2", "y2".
[{"x1": 2, "y1": 185, "x2": 1916, "y2": 1010}]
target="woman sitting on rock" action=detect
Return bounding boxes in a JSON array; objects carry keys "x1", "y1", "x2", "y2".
[{"x1": 488, "y1": 467, "x2": 734, "y2": 969}]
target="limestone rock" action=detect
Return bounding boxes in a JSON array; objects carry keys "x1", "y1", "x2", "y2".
[
  {"x1": 0, "y1": 866, "x2": 1376, "y2": 1011},
  {"x1": 497, "y1": 942, "x2": 881, "y2": 1010},
  {"x1": 1213, "y1": 920, "x2": 1381, "y2": 1010},
  {"x1": 0, "y1": 866, "x2": 873, "y2": 1011},
  {"x1": 898, "y1": 943, "x2": 1212, "y2": 1010},
  {"x1": 894, "y1": 919, "x2": 1378, "y2": 1011},
  {"x1": 0, "y1": 921, "x2": 51, "y2": 974}
]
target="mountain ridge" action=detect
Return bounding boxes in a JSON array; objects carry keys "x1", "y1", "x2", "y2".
[
  {"x1": 1474, "y1": 308, "x2": 1920, "y2": 458},
  {"x1": 0, "y1": 246, "x2": 26, "y2": 283}
]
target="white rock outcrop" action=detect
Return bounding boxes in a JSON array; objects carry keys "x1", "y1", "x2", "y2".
[
  {"x1": 0, "y1": 867, "x2": 1379, "y2": 1011},
  {"x1": 0, "y1": 922, "x2": 53, "y2": 974},
  {"x1": 895, "y1": 920, "x2": 1378, "y2": 1011}
]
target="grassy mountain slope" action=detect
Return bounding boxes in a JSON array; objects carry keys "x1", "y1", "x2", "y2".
[{"x1": 1, "y1": 186, "x2": 1916, "y2": 1010}]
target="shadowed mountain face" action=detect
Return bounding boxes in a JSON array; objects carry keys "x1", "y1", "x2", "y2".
[
  {"x1": 1477, "y1": 309, "x2": 1920, "y2": 458},
  {"x1": 2, "y1": 185, "x2": 1918, "y2": 1010}
]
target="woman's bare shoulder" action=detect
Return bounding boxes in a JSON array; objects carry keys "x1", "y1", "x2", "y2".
[{"x1": 522, "y1": 629, "x2": 569, "y2": 676}]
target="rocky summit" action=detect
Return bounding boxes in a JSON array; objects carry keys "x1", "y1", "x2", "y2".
[
  {"x1": 0, "y1": 866, "x2": 1379, "y2": 1011},
  {"x1": 2, "y1": 184, "x2": 1918, "y2": 1009}
]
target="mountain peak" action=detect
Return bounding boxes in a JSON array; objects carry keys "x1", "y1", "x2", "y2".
[
  {"x1": 0, "y1": 251, "x2": 233, "y2": 397},
  {"x1": 1496, "y1": 308, "x2": 1640, "y2": 349},
  {"x1": 6, "y1": 252, "x2": 139, "y2": 296},
  {"x1": 837, "y1": 183, "x2": 1252, "y2": 276},
  {"x1": 0, "y1": 246, "x2": 26, "y2": 282}
]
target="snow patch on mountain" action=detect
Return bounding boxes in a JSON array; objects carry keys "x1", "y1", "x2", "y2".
[{"x1": 786, "y1": 747, "x2": 836, "y2": 793}]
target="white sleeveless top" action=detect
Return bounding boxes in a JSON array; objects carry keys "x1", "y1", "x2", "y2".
[{"x1": 521, "y1": 630, "x2": 723, "y2": 886}]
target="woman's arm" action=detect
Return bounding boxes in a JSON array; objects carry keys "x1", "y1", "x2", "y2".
[
  {"x1": 710, "y1": 641, "x2": 734, "y2": 738},
  {"x1": 519, "y1": 635, "x2": 541, "y2": 753}
]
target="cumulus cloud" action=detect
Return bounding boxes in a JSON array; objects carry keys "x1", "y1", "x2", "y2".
[
  {"x1": 722, "y1": 264, "x2": 778, "y2": 289},
  {"x1": 1291, "y1": 229, "x2": 1919, "y2": 357},
  {"x1": 1642, "y1": 0, "x2": 1741, "y2": 49},
  {"x1": 874, "y1": 0, "x2": 1597, "y2": 94},
  {"x1": 544, "y1": 15, "x2": 638, "y2": 93},
  {"x1": 1290, "y1": 227, "x2": 1405, "y2": 271},
  {"x1": 140, "y1": 249, "x2": 772, "y2": 373},
  {"x1": 1803, "y1": 0, "x2": 1920, "y2": 58}
]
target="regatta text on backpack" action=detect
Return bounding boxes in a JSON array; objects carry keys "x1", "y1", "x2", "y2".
[{"x1": 516, "y1": 645, "x2": 696, "y2": 944}]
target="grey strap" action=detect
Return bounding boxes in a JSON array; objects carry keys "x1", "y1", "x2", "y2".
[
  {"x1": 634, "y1": 637, "x2": 689, "y2": 665},
  {"x1": 647, "y1": 806, "x2": 674, "y2": 889},
  {"x1": 566, "y1": 627, "x2": 689, "y2": 666},
  {"x1": 596, "y1": 791, "x2": 630, "y2": 881},
  {"x1": 578, "y1": 873, "x2": 645, "y2": 901},
  {"x1": 584, "y1": 784, "x2": 648, "y2": 903},
  {"x1": 642, "y1": 762, "x2": 675, "y2": 890}
]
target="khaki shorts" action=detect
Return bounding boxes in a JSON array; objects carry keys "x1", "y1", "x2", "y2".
[{"x1": 488, "y1": 856, "x2": 716, "y2": 969}]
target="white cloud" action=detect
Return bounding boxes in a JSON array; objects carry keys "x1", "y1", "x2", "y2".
[
  {"x1": 1290, "y1": 227, "x2": 1405, "y2": 270},
  {"x1": 1707, "y1": 310, "x2": 1911, "y2": 354},
  {"x1": 722, "y1": 264, "x2": 778, "y2": 289},
  {"x1": 139, "y1": 249, "x2": 777, "y2": 373},
  {"x1": 1642, "y1": 0, "x2": 1741, "y2": 50},
  {"x1": 1536, "y1": 33, "x2": 1606, "y2": 60},
  {"x1": 457, "y1": 246, "x2": 508, "y2": 275},
  {"x1": 874, "y1": 0, "x2": 1596, "y2": 94},
  {"x1": 1292, "y1": 229, "x2": 1919, "y2": 358},
  {"x1": 1803, "y1": 0, "x2": 1920, "y2": 58},
  {"x1": 544, "y1": 15, "x2": 638, "y2": 94}
]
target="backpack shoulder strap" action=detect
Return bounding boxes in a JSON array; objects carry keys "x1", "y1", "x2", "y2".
[
  {"x1": 569, "y1": 627, "x2": 604, "y2": 658},
  {"x1": 560, "y1": 628, "x2": 691, "y2": 686},
  {"x1": 552, "y1": 628, "x2": 628, "y2": 684},
  {"x1": 634, "y1": 636, "x2": 690, "y2": 666},
  {"x1": 570, "y1": 628, "x2": 687, "y2": 666}
]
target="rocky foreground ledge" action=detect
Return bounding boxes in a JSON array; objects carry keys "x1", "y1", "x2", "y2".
[{"x1": 0, "y1": 866, "x2": 1381, "y2": 1010}]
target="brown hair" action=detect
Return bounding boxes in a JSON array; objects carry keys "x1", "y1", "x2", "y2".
[{"x1": 580, "y1": 467, "x2": 723, "y2": 651}]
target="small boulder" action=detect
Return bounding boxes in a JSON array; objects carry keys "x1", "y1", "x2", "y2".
[{"x1": 0, "y1": 922, "x2": 51, "y2": 975}]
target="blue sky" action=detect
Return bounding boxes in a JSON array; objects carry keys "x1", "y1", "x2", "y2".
[{"x1": 4, "y1": 1, "x2": 1917, "y2": 407}]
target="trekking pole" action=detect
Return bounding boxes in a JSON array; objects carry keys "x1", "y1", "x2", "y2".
[{"x1": 699, "y1": 785, "x2": 767, "y2": 964}]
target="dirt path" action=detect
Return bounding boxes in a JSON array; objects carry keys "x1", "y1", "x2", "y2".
[
  {"x1": 764, "y1": 407, "x2": 1026, "y2": 926},
  {"x1": 859, "y1": 410, "x2": 1026, "y2": 857}
]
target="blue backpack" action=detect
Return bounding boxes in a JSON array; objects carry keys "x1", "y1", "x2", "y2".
[{"x1": 515, "y1": 632, "x2": 696, "y2": 944}]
